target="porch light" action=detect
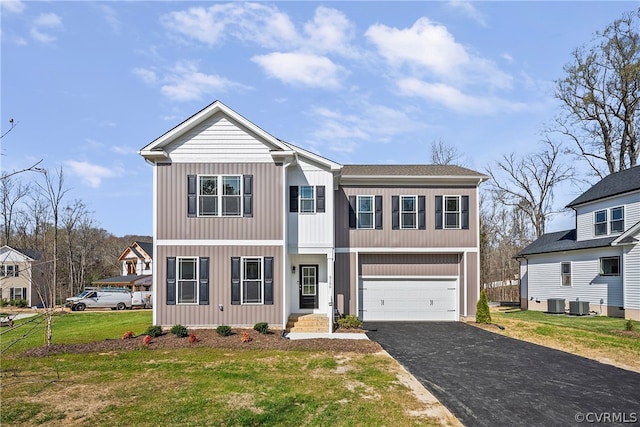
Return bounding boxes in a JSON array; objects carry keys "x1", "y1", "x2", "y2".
[{"x1": 292, "y1": 266, "x2": 296, "y2": 274}]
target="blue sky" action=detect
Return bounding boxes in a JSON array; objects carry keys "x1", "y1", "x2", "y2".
[{"x1": 1, "y1": 1, "x2": 636, "y2": 237}]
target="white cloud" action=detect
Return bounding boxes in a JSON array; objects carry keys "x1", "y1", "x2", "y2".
[
  {"x1": 161, "y1": 62, "x2": 250, "y2": 102},
  {"x1": 252, "y1": 52, "x2": 345, "y2": 88},
  {"x1": 446, "y1": 1, "x2": 488, "y2": 27},
  {"x1": 64, "y1": 160, "x2": 119, "y2": 188},
  {"x1": 1, "y1": 0, "x2": 25, "y2": 14},
  {"x1": 97, "y1": 4, "x2": 121, "y2": 33},
  {"x1": 132, "y1": 67, "x2": 158, "y2": 85},
  {"x1": 303, "y1": 6, "x2": 356, "y2": 56},
  {"x1": 30, "y1": 12, "x2": 63, "y2": 44}
]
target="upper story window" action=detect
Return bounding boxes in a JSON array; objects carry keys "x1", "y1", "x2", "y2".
[
  {"x1": 177, "y1": 257, "x2": 198, "y2": 304},
  {"x1": 357, "y1": 196, "x2": 374, "y2": 229},
  {"x1": 444, "y1": 196, "x2": 461, "y2": 229},
  {"x1": 561, "y1": 262, "x2": 571, "y2": 286},
  {"x1": 188, "y1": 174, "x2": 252, "y2": 218},
  {"x1": 300, "y1": 186, "x2": 315, "y2": 213},
  {"x1": 1, "y1": 265, "x2": 19, "y2": 277},
  {"x1": 400, "y1": 196, "x2": 417, "y2": 229},
  {"x1": 599, "y1": 256, "x2": 620, "y2": 276},
  {"x1": 594, "y1": 207, "x2": 624, "y2": 236},
  {"x1": 289, "y1": 185, "x2": 325, "y2": 214}
]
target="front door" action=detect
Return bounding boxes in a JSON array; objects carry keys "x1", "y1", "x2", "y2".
[{"x1": 299, "y1": 265, "x2": 318, "y2": 309}]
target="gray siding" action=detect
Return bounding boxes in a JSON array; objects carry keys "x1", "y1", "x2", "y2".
[
  {"x1": 157, "y1": 162, "x2": 282, "y2": 241},
  {"x1": 156, "y1": 245, "x2": 282, "y2": 327},
  {"x1": 360, "y1": 253, "x2": 459, "y2": 276},
  {"x1": 335, "y1": 186, "x2": 478, "y2": 248},
  {"x1": 335, "y1": 252, "x2": 355, "y2": 315}
]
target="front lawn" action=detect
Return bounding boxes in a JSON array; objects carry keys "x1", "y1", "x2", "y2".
[{"x1": 487, "y1": 308, "x2": 640, "y2": 372}]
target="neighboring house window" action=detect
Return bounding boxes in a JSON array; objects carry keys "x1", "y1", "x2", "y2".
[
  {"x1": 166, "y1": 257, "x2": 209, "y2": 306},
  {"x1": 400, "y1": 196, "x2": 417, "y2": 229},
  {"x1": 188, "y1": 174, "x2": 252, "y2": 218},
  {"x1": 144, "y1": 261, "x2": 151, "y2": 270},
  {"x1": 444, "y1": 196, "x2": 461, "y2": 229},
  {"x1": 299, "y1": 186, "x2": 315, "y2": 214},
  {"x1": 610, "y1": 207, "x2": 624, "y2": 233},
  {"x1": 1, "y1": 265, "x2": 18, "y2": 277},
  {"x1": 599, "y1": 256, "x2": 621, "y2": 276},
  {"x1": 289, "y1": 186, "x2": 325, "y2": 214},
  {"x1": 561, "y1": 262, "x2": 571, "y2": 286},
  {"x1": 357, "y1": 196, "x2": 374, "y2": 229},
  {"x1": 594, "y1": 210, "x2": 607, "y2": 236},
  {"x1": 10, "y1": 288, "x2": 26, "y2": 300},
  {"x1": 230, "y1": 257, "x2": 274, "y2": 305}
]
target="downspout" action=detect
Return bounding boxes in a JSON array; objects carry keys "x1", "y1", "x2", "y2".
[
  {"x1": 148, "y1": 158, "x2": 158, "y2": 327},
  {"x1": 282, "y1": 156, "x2": 295, "y2": 331}
]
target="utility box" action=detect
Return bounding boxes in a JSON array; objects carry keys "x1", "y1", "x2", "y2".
[
  {"x1": 569, "y1": 301, "x2": 590, "y2": 316},
  {"x1": 547, "y1": 298, "x2": 565, "y2": 314}
]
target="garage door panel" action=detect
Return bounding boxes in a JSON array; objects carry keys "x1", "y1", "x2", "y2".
[{"x1": 360, "y1": 279, "x2": 457, "y2": 321}]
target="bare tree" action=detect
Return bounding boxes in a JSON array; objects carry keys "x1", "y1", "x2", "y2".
[
  {"x1": 0, "y1": 176, "x2": 29, "y2": 246},
  {"x1": 485, "y1": 140, "x2": 574, "y2": 238},
  {"x1": 554, "y1": 8, "x2": 640, "y2": 177},
  {"x1": 430, "y1": 138, "x2": 467, "y2": 166},
  {"x1": 61, "y1": 199, "x2": 90, "y2": 297}
]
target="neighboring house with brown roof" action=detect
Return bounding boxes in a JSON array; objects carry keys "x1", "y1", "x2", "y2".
[
  {"x1": 517, "y1": 166, "x2": 640, "y2": 320},
  {"x1": 139, "y1": 100, "x2": 489, "y2": 332}
]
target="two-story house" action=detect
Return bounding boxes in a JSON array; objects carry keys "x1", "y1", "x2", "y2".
[
  {"x1": 139, "y1": 101, "x2": 488, "y2": 332},
  {"x1": 517, "y1": 166, "x2": 640, "y2": 320},
  {"x1": 92, "y1": 241, "x2": 153, "y2": 291},
  {"x1": 0, "y1": 245, "x2": 47, "y2": 307}
]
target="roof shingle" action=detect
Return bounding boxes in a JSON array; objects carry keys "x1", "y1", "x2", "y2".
[{"x1": 567, "y1": 165, "x2": 640, "y2": 207}]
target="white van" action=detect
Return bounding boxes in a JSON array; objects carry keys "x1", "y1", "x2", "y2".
[
  {"x1": 132, "y1": 291, "x2": 153, "y2": 309},
  {"x1": 66, "y1": 288, "x2": 132, "y2": 311}
]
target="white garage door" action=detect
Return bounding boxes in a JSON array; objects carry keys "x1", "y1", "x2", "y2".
[{"x1": 360, "y1": 278, "x2": 458, "y2": 321}]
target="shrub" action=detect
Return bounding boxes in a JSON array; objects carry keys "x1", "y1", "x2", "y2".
[
  {"x1": 625, "y1": 319, "x2": 634, "y2": 332},
  {"x1": 476, "y1": 289, "x2": 492, "y2": 324},
  {"x1": 14, "y1": 299, "x2": 27, "y2": 308},
  {"x1": 216, "y1": 325, "x2": 232, "y2": 336},
  {"x1": 0, "y1": 299, "x2": 8, "y2": 307},
  {"x1": 145, "y1": 325, "x2": 163, "y2": 338},
  {"x1": 122, "y1": 331, "x2": 135, "y2": 340},
  {"x1": 171, "y1": 324, "x2": 188, "y2": 338},
  {"x1": 240, "y1": 331, "x2": 252, "y2": 342},
  {"x1": 142, "y1": 335, "x2": 152, "y2": 347},
  {"x1": 337, "y1": 314, "x2": 363, "y2": 329},
  {"x1": 188, "y1": 333, "x2": 199, "y2": 344},
  {"x1": 253, "y1": 322, "x2": 269, "y2": 334}
]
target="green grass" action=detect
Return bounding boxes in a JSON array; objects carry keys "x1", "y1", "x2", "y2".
[{"x1": 0, "y1": 311, "x2": 444, "y2": 426}]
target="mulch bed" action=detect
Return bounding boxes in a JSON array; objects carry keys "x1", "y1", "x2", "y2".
[{"x1": 21, "y1": 328, "x2": 381, "y2": 358}]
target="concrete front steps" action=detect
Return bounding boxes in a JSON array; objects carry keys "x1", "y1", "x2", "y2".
[{"x1": 286, "y1": 313, "x2": 330, "y2": 333}]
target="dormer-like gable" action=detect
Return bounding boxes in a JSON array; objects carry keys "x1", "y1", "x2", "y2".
[{"x1": 568, "y1": 166, "x2": 640, "y2": 242}]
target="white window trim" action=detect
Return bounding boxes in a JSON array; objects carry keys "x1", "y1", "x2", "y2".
[
  {"x1": 400, "y1": 195, "x2": 418, "y2": 229},
  {"x1": 444, "y1": 195, "x2": 462, "y2": 230},
  {"x1": 10, "y1": 287, "x2": 26, "y2": 300},
  {"x1": 610, "y1": 206, "x2": 624, "y2": 234},
  {"x1": 241, "y1": 256, "x2": 264, "y2": 305},
  {"x1": 560, "y1": 262, "x2": 571, "y2": 286},
  {"x1": 594, "y1": 206, "x2": 624, "y2": 237},
  {"x1": 299, "y1": 185, "x2": 316, "y2": 214},
  {"x1": 1, "y1": 265, "x2": 18, "y2": 277},
  {"x1": 177, "y1": 256, "x2": 199, "y2": 305},
  {"x1": 357, "y1": 195, "x2": 374, "y2": 230},
  {"x1": 197, "y1": 174, "x2": 243, "y2": 218},
  {"x1": 599, "y1": 256, "x2": 621, "y2": 276}
]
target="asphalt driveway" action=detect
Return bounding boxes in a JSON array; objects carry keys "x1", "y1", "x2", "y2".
[{"x1": 365, "y1": 322, "x2": 640, "y2": 427}]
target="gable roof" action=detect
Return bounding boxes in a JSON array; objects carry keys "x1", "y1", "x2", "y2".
[
  {"x1": 567, "y1": 165, "x2": 640, "y2": 208},
  {"x1": 119, "y1": 241, "x2": 153, "y2": 262},
  {"x1": 0, "y1": 245, "x2": 39, "y2": 262},
  {"x1": 516, "y1": 229, "x2": 617, "y2": 257},
  {"x1": 136, "y1": 241, "x2": 153, "y2": 258}
]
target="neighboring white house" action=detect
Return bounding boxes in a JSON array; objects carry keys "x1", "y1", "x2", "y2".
[
  {"x1": 92, "y1": 241, "x2": 153, "y2": 291},
  {"x1": 517, "y1": 166, "x2": 640, "y2": 320},
  {"x1": 0, "y1": 245, "x2": 47, "y2": 307}
]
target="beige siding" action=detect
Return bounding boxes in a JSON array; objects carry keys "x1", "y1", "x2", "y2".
[
  {"x1": 335, "y1": 253, "x2": 356, "y2": 315},
  {"x1": 335, "y1": 186, "x2": 478, "y2": 248},
  {"x1": 156, "y1": 245, "x2": 282, "y2": 327},
  {"x1": 360, "y1": 254, "x2": 459, "y2": 276},
  {"x1": 157, "y1": 162, "x2": 282, "y2": 241},
  {"x1": 466, "y1": 252, "x2": 479, "y2": 316}
]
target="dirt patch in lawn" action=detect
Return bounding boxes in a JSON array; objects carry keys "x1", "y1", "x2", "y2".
[{"x1": 21, "y1": 328, "x2": 381, "y2": 358}]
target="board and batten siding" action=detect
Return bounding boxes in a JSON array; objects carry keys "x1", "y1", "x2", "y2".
[
  {"x1": 164, "y1": 115, "x2": 275, "y2": 163},
  {"x1": 335, "y1": 186, "x2": 478, "y2": 249},
  {"x1": 360, "y1": 253, "x2": 459, "y2": 276},
  {"x1": 156, "y1": 162, "x2": 282, "y2": 241},
  {"x1": 155, "y1": 245, "x2": 283, "y2": 328},
  {"x1": 527, "y1": 247, "x2": 624, "y2": 307},
  {"x1": 575, "y1": 193, "x2": 640, "y2": 241},
  {"x1": 624, "y1": 244, "x2": 640, "y2": 310}
]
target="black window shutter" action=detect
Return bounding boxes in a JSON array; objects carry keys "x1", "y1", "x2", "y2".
[
  {"x1": 316, "y1": 186, "x2": 325, "y2": 213},
  {"x1": 435, "y1": 195, "x2": 443, "y2": 229},
  {"x1": 348, "y1": 196, "x2": 357, "y2": 229},
  {"x1": 418, "y1": 196, "x2": 426, "y2": 230},
  {"x1": 289, "y1": 186, "x2": 299, "y2": 213},
  {"x1": 187, "y1": 175, "x2": 197, "y2": 217},
  {"x1": 392, "y1": 196, "x2": 400, "y2": 230},
  {"x1": 375, "y1": 196, "x2": 383, "y2": 230},
  {"x1": 166, "y1": 257, "x2": 176, "y2": 305},
  {"x1": 243, "y1": 175, "x2": 253, "y2": 217},
  {"x1": 264, "y1": 257, "x2": 274, "y2": 305},
  {"x1": 199, "y1": 257, "x2": 210, "y2": 305},
  {"x1": 461, "y1": 195, "x2": 470, "y2": 229},
  {"x1": 231, "y1": 257, "x2": 241, "y2": 305}
]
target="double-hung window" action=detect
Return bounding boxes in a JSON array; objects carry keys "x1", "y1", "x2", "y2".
[
  {"x1": 561, "y1": 262, "x2": 571, "y2": 286},
  {"x1": 242, "y1": 258, "x2": 263, "y2": 304},
  {"x1": 594, "y1": 210, "x2": 607, "y2": 236},
  {"x1": 1, "y1": 265, "x2": 18, "y2": 277},
  {"x1": 444, "y1": 196, "x2": 461, "y2": 229},
  {"x1": 10, "y1": 287, "x2": 26, "y2": 300},
  {"x1": 610, "y1": 207, "x2": 624, "y2": 233},
  {"x1": 177, "y1": 257, "x2": 198, "y2": 304},
  {"x1": 357, "y1": 196, "x2": 374, "y2": 229},
  {"x1": 400, "y1": 196, "x2": 417, "y2": 229},
  {"x1": 299, "y1": 186, "x2": 315, "y2": 214},
  {"x1": 192, "y1": 174, "x2": 245, "y2": 217},
  {"x1": 599, "y1": 256, "x2": 620, "y2": 276}
]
